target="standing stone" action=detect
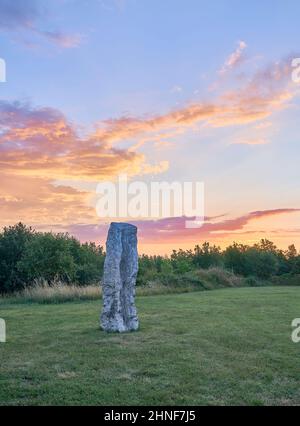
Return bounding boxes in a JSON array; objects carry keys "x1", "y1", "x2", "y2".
[{"x1": 100, "y1": 223, "x2": 139, "y2": 333}]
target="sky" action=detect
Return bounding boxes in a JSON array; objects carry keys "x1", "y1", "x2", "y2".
[{"x1": 0, "y1": 0, "x2": 300, "y2": 254}]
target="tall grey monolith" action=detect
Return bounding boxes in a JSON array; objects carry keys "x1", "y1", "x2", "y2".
[{"x1": 100, "y1": 223, "x2": 139, "y2": 333}]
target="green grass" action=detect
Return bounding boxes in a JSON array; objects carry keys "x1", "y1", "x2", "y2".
[{"x1": 0, "y1": 287, "x2": 299, "y2": 406}]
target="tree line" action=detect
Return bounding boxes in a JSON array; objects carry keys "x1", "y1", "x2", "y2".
[
  {"x1": 0, "y1": 223, "x2": 105, "y2": 293},
  {"x1": 0, "y1": 223, "x2": 299, "y2": 294},
  {"x1": 138, "y1": 240, "x2": 300, "y2": 286}
]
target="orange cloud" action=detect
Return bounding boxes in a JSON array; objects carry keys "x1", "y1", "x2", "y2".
[
  {"x1": 92, "y1": 56, "x2": 297, "y2": 145},
  {"x1": 231, "y1": 138, "x2": 269, "y2": 146},
  {"x1": 0, "y1": 174, "x2": 95, "y2": 227},
  {"x1": 0, "y1": 101, "x2": 168, "y2": 228},
  {"x1": 0, "y1": 101, "x2": 167, "y2": 182},
  {"x1": 0, "y1": 54, "x2": 298, "y2": 238}
]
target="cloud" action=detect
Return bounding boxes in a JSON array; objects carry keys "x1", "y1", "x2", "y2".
[
  {"x1": 0, "y1": 173, "x2": 95, "y2": 227},
  {"x1": 0, "y1": 100, "x2": 168, "y2": 227},
  {"x1": 91, "y1": 55, "x2": 296, "y2": 147},
  {"x1": 255, "y1": 121, "x2": 273, "y2": 130},
  {"x1": 134, "y1": 209, "x2": 300, "y2": 243},
  {"x1": 0, "y1": 0, "x2": 81, "y2": 48},
  {"x1": 0, "y1": 51, "x2": 299, "y2": 239},
  {"x1": 0, "y1": 0, "x2": 38, "y2": 30},
  {"x1": 0, "y1": 100, "x2": 167, "y2": 182},
  {"x1": 170, "y1": 85, "x2": 183, "y2": 94},
  {"x1": 219, "y1": 41, "x2": 247, "y2": 75},
  {"x1": 51, "y1": 208, "x2": 300, "y2": 246},
  {"x1": 35, "y1": 29, "x2": 83, "y2": 49},
  {"x1": 1, "y1": 96, "x2": 296, "y2": 237},
  {"x1": 231, "y1": 138, "x2": 269, "y2": 146}
]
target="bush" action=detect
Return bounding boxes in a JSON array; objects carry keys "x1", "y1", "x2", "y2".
[
  {"x1": 193, "y1": 242, "x2": 223, "y2": 269},
  {"x1": 224, "y1": 243, "x2": 279, "y2": 279},
  {"x1": 270, "y1": 273, "x2": 300, "y2": 286},
  {"x1": 244, "y1": 276, "x2": 262, "y2": 287},
  {"x1": 17, "y1": 233, "x2": 77, "y2": 284},
  {"x1": 0, "y1": 224, "x2": 105, "y2": 294},
  {"x1": 0, "y1": 223, "x2": 35, "y2": 293}
]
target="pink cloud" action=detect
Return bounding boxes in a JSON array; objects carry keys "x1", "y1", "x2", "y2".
[
  {"x1": 51, "y1": 209, "x2": 300, "y2": 247},
  {"x1": 219, "y1": 41, "x2": 247, "y2": 75}
]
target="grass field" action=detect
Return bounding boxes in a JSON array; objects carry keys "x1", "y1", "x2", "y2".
[{"x1": 0, "y1": 287, "x2": 299, "y2": 406}]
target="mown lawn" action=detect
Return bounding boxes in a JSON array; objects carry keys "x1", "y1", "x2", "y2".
[{"x1": 0, "y1": 287, "x2": 299, "y2": 406}]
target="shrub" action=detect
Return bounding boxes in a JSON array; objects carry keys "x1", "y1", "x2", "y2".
[
  {"x1": 224, "y1": 243, "x2": 279, "y2": 279},
  {"x1": 193, "y1": 242, "x2": 223, "y2": 269},
  {"x1": 0, "y1": 224, "x2": 105, "y2": 294},
  {"x1": 17, "y1": 233, "x2": 77, "y2": 284},
  {"x1": 270, "y1": 273, "x2": 300, "y2": 286},
  {"x1": 0, "y1": 223, "x2": 35, "y2": 293}
]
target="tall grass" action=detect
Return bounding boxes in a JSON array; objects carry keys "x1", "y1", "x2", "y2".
[
  {"x1": 0, "y1": 267, "x2": 266, "y2": 305},
  {"x1": 5, "y1": 279, "x2": 102, "y2": 304},
  {"x1": 1, "y1": 281, "x2": 200, "y2": 305},
  {"x1": 194, "y1": 267, "x2": 246, "y2": 289}
]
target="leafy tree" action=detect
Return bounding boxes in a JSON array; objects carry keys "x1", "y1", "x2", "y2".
[
  {"x1": 224, "y1": 242, "x2": 279, "y2": 279},
  {"x1": 17, "y1": 233, "x2": 77, "y2": 284},
  {"x1": 285, "y1": 244, "x2": 300, "y2": 274},
  {"x1": 246, "y1": 248, "x2": 278, "y2": 279},
  {"x1": 254, "y1": 239, "x2": 278, "y2": 254},
  {"x1": 224, "y1": 243, "x2": 249, "y2": 276},
  {"x1": 70, "y1": 240, "x2": 105, "y2": 285},
  {"x1": 193, "y1": 242, "x2": 222, "y2": 269},
  {"x1": 0, "y1": 223, "x2": 34, "y2": 293},
  {"x1": 137, "y1": 254, "x2": 172, "y2": 285},
  {"x1": 171, "y1": 249, "x2": 193, "y2": 273},
  {"x1": 17, "y1": 233, "x2": 105, "y2": 286}
]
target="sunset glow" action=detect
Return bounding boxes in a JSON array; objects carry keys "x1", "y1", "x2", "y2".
[{"x1": 1, "y1": 0, "x2": 300, "y2": 253}]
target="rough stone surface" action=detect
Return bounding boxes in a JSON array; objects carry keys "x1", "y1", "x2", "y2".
[{"x1": 100, "y1": 222, "x2": 139, "y2": 333}]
